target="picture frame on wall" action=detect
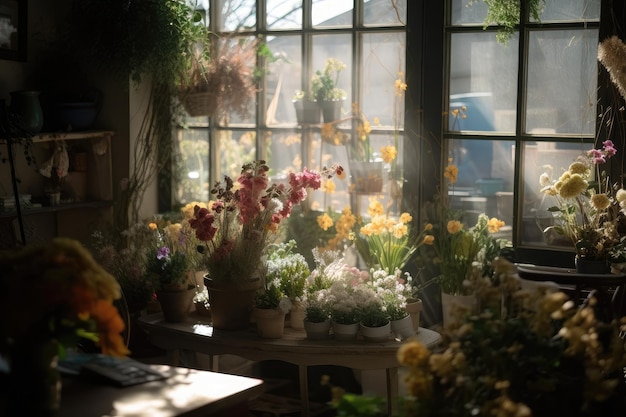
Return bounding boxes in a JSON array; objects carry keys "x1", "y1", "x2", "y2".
[{"x1": 0, "y1": 0, "x2": 26, "y2": 62}]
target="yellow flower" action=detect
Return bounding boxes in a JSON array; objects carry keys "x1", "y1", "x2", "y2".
[
  {"x1": 424, "y1": 223, "x2": 433, "y2": 231},
  {"x1": 423, "y1": 235, "x2": 435, "y2": 245},
  {"x1": 395, "y1": 78, "x2": 408, "y2": 96},
  {"x1": 568, "y1": 161, "x2": 588, "y2": 175},
  {"x1": 487, "y1": 217, "x2": 505, "y2": 233},
  {"x1": 322, "y1": 179, "x2": 336, "y2": 194},
  {"x1": 558, "y1": 174, "x2": 588, "y2": 199},
  {"x1": 447, "y1": 220, "x2": 463, "y2": 234},
  {"x1": 616, "y1": 189, "x2": 626, "y2": 203},
  {"x1": 397, "y1": 340, "x2": 431, "y2": 366},
  {"x1": 367, "y1": 199, "x2": 385, "y2": 217},
  {"x1": 148, "y1": 222, "x2": 157, "y2": 230},
  {"x1": 392, "y1": 223, "x2": 408, "y2": 239},
  {"x1": 373, "y1": 116, "x2": 381, "y2": 125},
  {"x1": 381, "y1": 145, "x2": 398, "y2": 163},
  {"x1": 317, "y1": 213, "x2": 334, "y2": 231},
  {"x1": 591, "y1": 193, "x2": 611, "y2": 210},
  {"x1": 444, "y1": 164, "x2": 459, "y2": 184},
  {"x1": 399, "y1": 212, "x2": 413, "y2": 224}
]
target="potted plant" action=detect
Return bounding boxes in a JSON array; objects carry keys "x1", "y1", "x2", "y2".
[
  {"x1": 266, "y1": 240, "x2": 310, "y2": 329},
  {"x1": 312, "y1": 58, "x2": 347, "y2": 123},
  {"x1": 292, "y1": 89, "x2": 321, "y2": 124},
  {"x1": 253, "y1": 276, "x2": 291, "y2": 339},
  {"x1": 188, "y1": 160, "x2": 342, "y2": 330},
  {"x1": 358, "y1": 285, "x2": 391, "y2": 343},
  {"x1": 369, "y1": 268, "x2": 416, "y2": 340},
  {"x1": 468, "y1": 0, "x2": 546, "y2": 45},
  {"x1": 145, "y1": 220, "x2": 198, "y2": 323}
]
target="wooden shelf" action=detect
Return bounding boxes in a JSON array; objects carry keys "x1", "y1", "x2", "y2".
[
  {"x1": 0, "y1": 200, "x2": 113, "y2": 219},
  {"x1": 32, "y1": 130, "x2": 114, "y2": 143}
]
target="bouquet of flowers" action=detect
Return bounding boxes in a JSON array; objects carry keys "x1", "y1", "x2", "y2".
[
  {"x1": 397, "y1": 258, "x2": 626, "y2": 417},
  {"x1": 189, "y1": 160, "x2": 342, "y2": 289},
  {"x1": 352, "y1": 198, "x2": 434, "y2": 275},
  {"x1": 0, "y1": 238, "x2": 129, "y2": 357},
  {"x1": 540, "y1": 140, "x2": 626, "y2": 263}
]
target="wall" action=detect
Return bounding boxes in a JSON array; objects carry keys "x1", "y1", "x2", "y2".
[{"x1": 0, "y1": 0, "x2": 159, "y2": 232}]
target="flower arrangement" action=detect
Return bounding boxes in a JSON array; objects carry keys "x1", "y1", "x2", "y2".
[
  {"x1": 189, "y1": 160, "x2": 342, "y2": 289},
  {"x1": 0, "y1": 238, "x2": 129, "y2": 357},
  {"x1": 266, "y1": 240, "x2": 310, "y2": 304},
  {"x1": 311, "y1": 58, "x2": 347, "y2": 102},
  {"x1": 540, "y1": 140, "x2": 626, "y2": 263},
  {"x1": 144, "y1": 220, "x2": 198, "y2": 291},
  {"x1": 369, "y1": 268, "x2": 413, "y2": 321},
  {"x1": 352, "y1": 198, "x2": 434, "y2": 275},
  {"x1": 396, "y1": 258, "x2": 626, "y2": 417},
  {"x1": 420, "y1": 159, "x2": 512, "y2": 295}
]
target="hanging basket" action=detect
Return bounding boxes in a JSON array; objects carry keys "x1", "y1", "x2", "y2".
[{"x1": 181, "y1": 91, "x2": 218, "y2": 117}]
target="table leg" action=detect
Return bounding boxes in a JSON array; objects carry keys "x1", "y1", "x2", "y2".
[
  {"x1": 298, "y1": 365, "x2": 310, "y2": 417},
  {"x1": 386, "y1": 367, "x2": 399, "y2": 416}
]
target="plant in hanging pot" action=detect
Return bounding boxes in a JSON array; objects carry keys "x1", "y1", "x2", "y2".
[{"x1": 188, "y1": 160, "x2": 342, "y2": 329}]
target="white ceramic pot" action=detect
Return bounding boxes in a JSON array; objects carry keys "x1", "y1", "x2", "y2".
[
  {"x1": 391, "y1": 314, "x2": 415, "y2": 340},
  {"x1": 303, "y1": 319, "x2": 331, "y2": 340},
  {"x1": 254, "y1": 308, "x2": 286, "y2": 339},
  {"x1": 331, "y1": 321, "x2": 359, "y2": 341},
  {"x1": 360, "y1": 322, "x2": 391, "y2": 342}
]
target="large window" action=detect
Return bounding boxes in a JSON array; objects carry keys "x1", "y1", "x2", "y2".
[
  {"x1": 444, "y1": 0, "x2": 610, "y2": 267},
  {"x1": 174, "y1": 0, "x2": 408, "y2": 218}
]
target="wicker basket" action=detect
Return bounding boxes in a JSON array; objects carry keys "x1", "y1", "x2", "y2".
[{"x1": 181, "y1": 91, "x2": 218, "y2": 117}]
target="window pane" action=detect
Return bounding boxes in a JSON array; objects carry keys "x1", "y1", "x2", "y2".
[
  {"x1": 449, "y1": 32, "x2": 519, "y2": 132},
  {"x1": 361, "y1": 32, "x2": 406, "y2": 128},
  {"x1": 219, "y1": 0, "x2": 256, "y2": 31},
  {"x1": 364, "y1": 0, "x2": 407, "y2": 26},
  {"x1": 537, "y1": 0, "x2": 600, "y2": 23},
  {"x1": 520, "y1": 141, "x2": 587, "y2": 247},
  {"x1": 525, "y1": 29, "x2": 598, "y2": 135},
  {"x1": 267, "y1": 0, "x2": 302, "y2": 29},
  {"x1": 217, "y1": 130, "x2": 257, "y2": 181},
  {"x1": 312, "y1": 0, "x2": 353, "y2": 27},
  {"x1": 448, "y1": 138, "x2": 515, "y2": 241},
  {"x1": 450, "y1": 0, "x2": 487, "y2": 25},
  {"x1": 175, "y1": 129, "x2": 210, "y2": 204},
  {"x1": 265, "y1": 35, "x2": 303, "y2": 127}
]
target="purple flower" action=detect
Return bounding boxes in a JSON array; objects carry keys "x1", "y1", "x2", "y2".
[{"x1": 157, "y1": 246, "x2": 170, "y2": 260}]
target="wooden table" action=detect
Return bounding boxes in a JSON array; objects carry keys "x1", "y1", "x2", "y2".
[
  {"x1": 138, "y1": 313, "x2": 442, "y2": 417},
  {"x1": 60, "y1": 364, "x2": 264, "y2": 417}
]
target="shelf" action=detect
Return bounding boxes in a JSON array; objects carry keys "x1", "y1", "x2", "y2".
[
  {"x1": 0, "y1": 200, "x2": 113, "y2": 219},
  {"x1": 32, "y1": 130, "x2": 114, "y2": 143}
]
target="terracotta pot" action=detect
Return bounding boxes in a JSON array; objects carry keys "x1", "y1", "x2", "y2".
[
  {"x1": 405, "y1": 297, "x2": 422, "y2": 332},
  {"x1": 254, "y1": 308, "x2": 286, "y2": 339},
  {"x1": 204, "y1": 277, "x2": 258, "y2": 330},
  {"x1": 157, "y1": 286, "x2": 196, "y2": 323},
  {"x1": 303, "y1": 319, "x2": 331, "y2": 340}
]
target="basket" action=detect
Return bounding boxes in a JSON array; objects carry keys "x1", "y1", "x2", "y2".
[{"x1": 181, "y1": 91, "x2": 218, "y2": 117}]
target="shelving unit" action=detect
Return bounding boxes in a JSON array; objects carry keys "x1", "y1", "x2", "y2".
[{"x1": 0, "y1": 130, "x2": 114, "y2": 248}]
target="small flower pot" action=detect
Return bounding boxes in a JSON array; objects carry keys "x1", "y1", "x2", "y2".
[
  {"x1": 404, "y1": 298, "x2": 422, "y2": 333},
  {"x1": 289, "y1": 301, "x2": 306, "y2": 330},
  {"x1": 391, "y1": 314, "x2": 415, "y2": 340},
  {"x1": 331, "y1": 321, "x2": 359, "y2": 341},
  {"x1": 254, "y1": 307, "x2": 286, "y2": 339},
  {"x1": 303, "y1": 319, "x2": 331, "y2": 340},
  {"x1": 360, "y1": 322, "x2": 391, "y2": 342}
]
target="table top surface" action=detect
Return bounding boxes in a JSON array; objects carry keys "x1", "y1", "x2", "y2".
[
  {"x1": 60, "y1": 364, "x2": 264, "y2": 417},
  {"x1": 138, "y1": 313, "x2": 442, "y2": 369}
]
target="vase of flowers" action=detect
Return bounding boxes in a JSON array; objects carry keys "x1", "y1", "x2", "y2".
[
  {"x1": 0, "y1": 238, "x2": 129, "y2": 416},
  {"x1": 189, "y1": 160, "x2": 342, "y2": 330},
  {"x1": 352, "y1": 198, "x2": 434, "y2": 275},
  {"x1": 539, "y1": 140, "x2": 626, "y2": 272},
  {"x1": 359, "y1": 286, "x2": 391, "y2": 342}
]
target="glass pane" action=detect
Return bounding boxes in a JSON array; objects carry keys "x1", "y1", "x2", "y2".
[
  {"x1": 217, "y1": 130, "x2": 257, "y2": 181},
  {"x1": 361, "y1": 32, "x2": 406, "y2": 129},
  {"x1": 267, "y1": 0, "x2": 302, "y2": 29},
  {"x1": 312, "y1": 0, "x2": 353, "y2": 27},
  {"x1": 448, "y1": 138, "x2": 515, "y2": 242},
  {"x1": 265, "y1": 35, "x2": 303, "y2": 127},
  {"x1": 219, "y1": 0, "x2": 256, "y2": 31},
  {"x1": 364, "y1": 0, "x2": 407, "y2": 26},
  {"x1": 175, "y1": 129, "x2": 210, "y2": 204},
  {"x1": 537, "y1": 0, "x2": 600, "y2": 23},
  {"x1": 449, "y1": 32, "x2": 519, "y2": 132},
  {"x1": 451, "y1": 0, "x2": 487, "y2": 25},
  {"x1": 520, "y1": 141, "x2": 589, "y2": 247},
  {"x1": 312, "y1": 34, "x2": 352, "y2": 116},
  {"x1": 525, "y1": 29, "x2": 598, "y2": 135}
]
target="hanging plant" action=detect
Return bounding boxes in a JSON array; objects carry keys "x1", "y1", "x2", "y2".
[{"x1": 469, "y1": 0, "x2": 545, "y2": 45}]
